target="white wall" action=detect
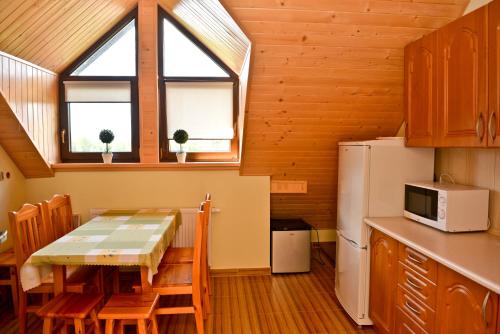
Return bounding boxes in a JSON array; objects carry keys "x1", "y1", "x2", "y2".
[
  {"x1": 25, "y1": 170, "x2": 270, "y2": 269},
  {"x1": 0, "y1": 145, "x2": 26, "y2": 252}
]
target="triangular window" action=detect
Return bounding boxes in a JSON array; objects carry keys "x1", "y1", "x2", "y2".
[
  {"x1": 163, "y1": 18, "x2": 228, "y2": 77},
  {"x1": 72, "y1": 20, "x2": 136, "y2": 76}
]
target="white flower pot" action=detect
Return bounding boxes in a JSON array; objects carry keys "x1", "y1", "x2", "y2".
[
  {"x1": 176, "y1": 152, "x2": 187, "y2": 163},
  {"x1": 102, "y1": 152, "x2": 113, "y2": 164}
]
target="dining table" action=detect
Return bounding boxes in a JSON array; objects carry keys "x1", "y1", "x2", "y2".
[{"x1": 21, "y1": 208, "x2": 182, "y2": 295}]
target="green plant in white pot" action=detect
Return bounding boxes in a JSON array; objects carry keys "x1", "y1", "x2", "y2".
[
  {"x1": 173, "y1": 129, "x2": 189, "y2": 163},
  {"x1": 99, "y1": 129, "x2": 115, "y2": 164}
]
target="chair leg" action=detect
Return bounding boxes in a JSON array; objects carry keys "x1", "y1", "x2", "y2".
[
  {"x1": 74, "y1": 319, "x2": 86, "y2": 334},
  {"x1": 150, "y1": 315, "x2": 159, "y2": 334},
  {"x1": 194, "y1": 305, "x2": 205, "y2": 334},
  {"x1": 117, "y1": 320, "x2": 125, "y2": 334},
  {"x1": 10, "y1": 267, "x2": 19, "y2": 316},
  {"x1": 137, "y1": 319, "x2": 147, "y2": 334},
  {"x1": 104, "y1": 320, "x2": 114, "y2": 334},
  {"x1": 18, "y1": 290, "x2": 27, "y2": 334},
  {"x1": 42, "y1": 318, "x2": 54, "y2": 334},
  {"x1": 112, "y1": 268, "x2": 120, "y2": 294},
  {"x1": 203, "y1": 285, "x2": 211, "y2": 319},
  {"x1": 90, "y1": 309, "x2": 101, "y2": 334}
]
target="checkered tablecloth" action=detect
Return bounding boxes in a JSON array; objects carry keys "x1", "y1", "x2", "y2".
[{"x1": 20, "y1": 209, "x2": 181, "y2": 291}]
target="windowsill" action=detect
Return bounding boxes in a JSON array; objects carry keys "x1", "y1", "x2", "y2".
[{"x1": 51, "y1": 162, "x2": 240, "y2": 172}]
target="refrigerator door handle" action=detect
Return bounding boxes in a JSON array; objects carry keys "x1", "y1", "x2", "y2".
[{"x1": 340, "y1": 232, "x2": 367, "y2": 250}]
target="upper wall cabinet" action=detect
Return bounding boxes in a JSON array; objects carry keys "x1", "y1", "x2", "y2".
[
  {"x1": 405, "y1": 32, "x2": 437, "y2": 147},
  {"x1": 405, "y1": 3, "x2": 494, "y2": 148},
  {"x1": 436, "y1": 7, "x2": 488, "y2": 147},
  {"x1": 489, "y1": 0, "x2": 500, "y2": 147}
]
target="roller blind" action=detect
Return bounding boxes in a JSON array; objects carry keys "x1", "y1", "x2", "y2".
[
  {"x1": 166, "y1": 82, "x2": 234, "y2": 139},
  {"x1": 64, "y1": 81, "x2": 131, "y2": 102}
]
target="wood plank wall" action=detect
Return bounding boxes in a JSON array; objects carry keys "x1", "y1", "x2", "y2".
[
  {"x1": 224, "y1": 0, "x2": 469, "y2": 229},
  {"x1": 0, "y1": 52, "x2": 59, "y2": 165}
]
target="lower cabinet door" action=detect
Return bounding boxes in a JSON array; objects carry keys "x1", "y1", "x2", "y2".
[
  {"x1": 395, "y1": 307, "x2": 428, "y2": 334},
  {"x1": 369, "y1": 230, "x2": 398, "y2": 334},
  {"x1": 436, "y1": 265, "x2": 498, "y2": 334}
]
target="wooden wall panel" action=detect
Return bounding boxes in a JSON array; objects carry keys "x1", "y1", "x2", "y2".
[
  {"x1": 0, "y1": 0, "x2": 136, "y2": 73},
  {"x1": 0, "y1": 51, "x2": 59, "y2": 167},
  {"x1": 224, "y1": 0, "x2": 469, "y2": 229}
]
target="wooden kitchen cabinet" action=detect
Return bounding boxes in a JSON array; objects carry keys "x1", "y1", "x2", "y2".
[
  {"x1": 436, "y1": 265, "x2": 498, "y2": 334},
  {"x1": 489, "y1": 0, "x2": 500, "y2": 147},
  {"x1": 404, "y1": 32, "x2": 437, "y2": 147},
  {"x1": 436, "y1": 6, "x2": 488, "y2": 147},
  {"x1": 369, "y1": 229, "x2": 398, "y2": 334}
]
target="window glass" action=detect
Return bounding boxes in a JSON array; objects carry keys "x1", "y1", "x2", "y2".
[
  {"x1": 168, "y1": 140, "x2": 231, "y2": 153},
  {"x1": 163, "y1": 18, "x2": 228, "y2": 77},
  {"x1": 72, "y1": 20, "x2": 136, "y2": 76},
  {"x1": 69, "y1": 103, "x2": 132, "y2": 153}
]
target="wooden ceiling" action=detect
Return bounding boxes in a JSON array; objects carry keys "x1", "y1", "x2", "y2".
[
  {"x1": 225, "y1": 0, "x2": 470, "y2": 228},
  {"x1": 0, "y1": 0, "x2": 137, "y2": 73},
  {"x1": 0, "y1": 0, "x2": 471, "y2": 229}
]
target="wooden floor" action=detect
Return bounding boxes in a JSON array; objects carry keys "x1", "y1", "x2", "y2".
[{"x1": 0, "y1": 259, "x2": 374, "y2": 333}]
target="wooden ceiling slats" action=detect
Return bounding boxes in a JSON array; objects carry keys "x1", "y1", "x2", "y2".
[{"x1": 0, "y1": 0, "x2": 136, "y2": 72}]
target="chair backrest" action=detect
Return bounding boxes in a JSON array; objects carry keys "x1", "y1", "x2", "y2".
[
  {"x1": 8, "y1": 204, "x2": 47, "y2": 271},
  {"x1": 42, "y1": 194, "x2": 73, "y2": 242},
  {"x1": 191, "y1": 203, "x2": 206, "y2": 295},
  {"x1": 201, "y1": 195, "x2": 211, "y2": 282}
]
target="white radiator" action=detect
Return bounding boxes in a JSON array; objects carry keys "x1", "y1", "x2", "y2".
[{"x1": 89, "y1": 207, "x2": 217, "y2": 264}]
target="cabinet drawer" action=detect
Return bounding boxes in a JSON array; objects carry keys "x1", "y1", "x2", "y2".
[
  {"x1": 395, "y1": 307, "x2": 429, "y2": 334},
  {"x1": 397, "y1": 286, "x2": 435, "y2": 333},
  {"x1": 398, "y1": 244, "x2": 437, "y2": 283},
  {"x1": 398, "y1": 262, "x2": 437, "y2": 310}
]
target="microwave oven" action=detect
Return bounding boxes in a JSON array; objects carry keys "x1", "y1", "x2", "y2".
[{"x1": 404, "y1": 182, "x2": 489, "y2": 232}]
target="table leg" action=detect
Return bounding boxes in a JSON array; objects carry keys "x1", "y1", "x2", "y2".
[
  {"x1": 140, "y1": 266, "x2": 151, "y2": 293},
  {"x1": 53, "y1": 265, "x2": 66, "y2": 295}
]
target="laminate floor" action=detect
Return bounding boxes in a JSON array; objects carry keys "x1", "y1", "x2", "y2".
[{"x1": 0, "y1": 259, "x2": 374, "y2": 333}]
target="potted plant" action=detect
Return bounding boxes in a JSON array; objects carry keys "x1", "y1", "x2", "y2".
[
  {"x1": 173, "y1": 129, "x2": 189, "y2": 163},
  {"x1": 99, "y1": 129, "x2": 115, "y2": 164}
]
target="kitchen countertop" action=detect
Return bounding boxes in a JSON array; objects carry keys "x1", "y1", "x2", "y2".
[{"x1": 364, "y1": 216, "x2": 500, "y2": 294}]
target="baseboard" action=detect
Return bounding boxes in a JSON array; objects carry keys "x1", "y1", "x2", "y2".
[{"x1": 210, "y1": 267, "x2": 271, "y2": 277}]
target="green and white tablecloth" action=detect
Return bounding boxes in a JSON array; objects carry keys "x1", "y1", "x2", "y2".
[{"x1": 20, "y1": 209, "x2": 181, "y2": 291}]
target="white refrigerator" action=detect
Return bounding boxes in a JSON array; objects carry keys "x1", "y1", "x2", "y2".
[{"x1": 335, "y1": 137, "x2": 434, "y2": 326}]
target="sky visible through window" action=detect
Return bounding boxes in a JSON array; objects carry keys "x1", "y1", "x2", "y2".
[
  {"x1": 163, "y1": 18, "x2": 228, "y2": 77},
  {"x1": 72, "y1": 20, "x2": 136, "y2": 76}
]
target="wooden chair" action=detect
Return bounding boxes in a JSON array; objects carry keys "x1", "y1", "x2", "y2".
[
  {"x1": 41, "y1": 194, "x2": 75, "y2": 242},
  {"x1": 161, "y1": 194, "x2": 211, "y2": 265},
  {"x1": 37, "y1": 292, "x2": 104, "y2": 334},
  {"x1": 9, "y1": 204, "x2": 96, "y2": 334},
  {"x1": 160, "y1": 194, "x2": 212, "y2": 317},
  {"x1": 135, "y1": 203, "x2": 207, "y2": 334},
  {"x1": 0, "y1": 249, "x2": 18, "y2": 315},
  {"x1": 98, "y1": 293, "x2": 160, "y2": 334}
]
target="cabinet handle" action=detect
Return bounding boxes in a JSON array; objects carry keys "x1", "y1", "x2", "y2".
[
  {"x1": 482, "y1": 291, "x2": 491, "y2": 328},
  {"x1": 407, "y1": 277, "x2": 422, "y2": 290},
  {"x1": 476, "y1": 113, "x2": 485, "y2": 142},
  {"x1": 407, "y1": 253, "x2": 423, "y2": 264},
  {"x1": 60, "y1": 129, "x2": 66, "y2": 144},
  {"x1": 489, "y1": 111, "x2": 497, "y2": 142},
  {"x1": 405, "y1": 301, "x2": 421, "y2": 316}
]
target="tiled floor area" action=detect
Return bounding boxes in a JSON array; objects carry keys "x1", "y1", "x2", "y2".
[{"x1": 0, "y1": 259, "x2": 374, "y2": 333}]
